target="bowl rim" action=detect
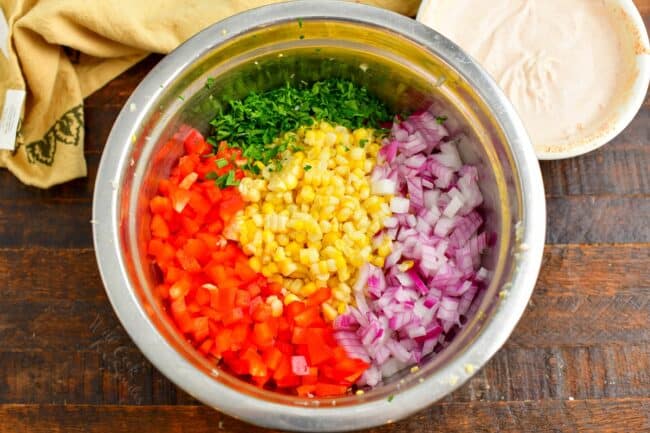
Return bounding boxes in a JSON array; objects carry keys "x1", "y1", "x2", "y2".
[
  {"x1": 92, "y1": 1, "x2": 546, "y2": 431},
  {"x1": 417, "y1": 0, "x2": 650, "y2": 161}
]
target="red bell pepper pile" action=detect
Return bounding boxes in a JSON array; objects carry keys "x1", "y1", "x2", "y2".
[{"x1": 147, "y1": 127, "x2": 368, "y2": 396}]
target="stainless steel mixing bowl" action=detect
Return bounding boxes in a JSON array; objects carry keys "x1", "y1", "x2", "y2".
[{"x1": 92, "y1": 1, "x2": 546, "y2": 431}]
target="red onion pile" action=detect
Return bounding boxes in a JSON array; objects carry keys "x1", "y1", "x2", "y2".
[{"x1": 334, "y1": 110, "x2": 491, "y2": 387}]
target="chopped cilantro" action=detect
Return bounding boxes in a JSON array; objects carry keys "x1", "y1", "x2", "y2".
[
  {"x1": 207, "y1": 78, "x2": 390, "y2": 169},
  {"x1": 177, "y1": 95, "x2": 185, "y2": 101},
  {"x1": 214, "y1": 170, "x2": 239, "y2": 188},
  {"x1": 298, "y1": 18, "x2": 303, "y2": 28},
  {"x1": 436, "y1": 115, "x2": 447, "y2": 125},
  {"x1": 299, "y1": 34, "x2": 305, "y2": 40},
  {"x1": 225, "y1": 170, "x2": 239, "y2": 186},
  {"x1": 215, "y1": 158, "x2": 228, "y2": 168},
  {"x1": 205, "y1": 171, "x2": 218, "y2": 180},
  {"x1": 387, "y1": 395, "x2": 394, "y2": 402},
  {"x1": 205, "y1": 77, "x2": 216, "y2": 90},
  {"x1": 344, "y1": 146, "x2": 350, "y2": 152},
  {"x1": 304, "y1": 164, "x2": 312, "y2": 171},
  {"x1": 359, "y1": 139, "x2": 368, "y2": 148}
]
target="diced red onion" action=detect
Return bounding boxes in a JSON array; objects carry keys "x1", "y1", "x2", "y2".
[
  {"x1": 372, "y1": 179, "x2": 397, "y2": 195},
  {"x1": 291, "y1": 356, "x2": 310, "y2": 376},
  {"x1": 390, "y1": 197, "x2": 410, "y2": 214},
  {"x1": 335, "y1": 108, "x2": 490, "y2": 387}
]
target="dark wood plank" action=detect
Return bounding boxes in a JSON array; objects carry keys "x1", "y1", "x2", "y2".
[
  {"x1": 545, "y1": 196, "x2": 650, "y2": 244},
  {"x1": 0, "y1": 201, "x2": 92, "y2": 248},
  {"x1": 1, "y1": 399, "x2": 649, "y2": 433},
  {"x1": 1, "y1": 248, "x2": 103, "y2": 301},
  {"x1": 0, "y1": 349, "x2": 198, "y2": 406},
  {"x1": 83, "y1": 106, "x2": 126, "y2": 155},
  {"x1": 449, "y1": 344, "x2": 650, "y2": 403},
  {"x1": 509, "y1": 292, "x2": 650, "y2": 348},
  {"x1": 537, "y1": 244, "x2": 650, "y2": 297},
  {"x1": 0, "y1": 302, "x2": 129, "y2": 352}
]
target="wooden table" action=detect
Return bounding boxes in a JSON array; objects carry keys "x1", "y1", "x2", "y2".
[{"x1": 1, "y1": 6, "x2": 649, "y2": 433}]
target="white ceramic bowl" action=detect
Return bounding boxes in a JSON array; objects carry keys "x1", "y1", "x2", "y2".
[{"x1": 417, "y1": 0, "x2": 650, "y2": 160}]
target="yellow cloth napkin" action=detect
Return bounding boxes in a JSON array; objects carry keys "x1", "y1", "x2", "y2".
[{"x1": 0, "y1": 0, "x2": 420, "y2": 188}]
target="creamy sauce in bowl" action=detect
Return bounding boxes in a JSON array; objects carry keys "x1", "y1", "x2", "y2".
[{"x1": 419, "y1": 0, "x2": 648, "y2": 158}]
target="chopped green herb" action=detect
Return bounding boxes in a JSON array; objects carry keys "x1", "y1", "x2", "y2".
[
  {"x1": 214, "y1": 169, "x2": 239, "y2": 188},
  {"x1": 387, "y1": 395, "x2": 394, "y2": 403},
  {"x1": 215, "y1": 158, "x2": 228, "y2": 168},
  {"x1": 177, "y1": 95, "x2": 185, "y2": 101},
  {"x1": 225, "y1": 170, "x2": 239, "y2": 186},
  {"x1": 344, "y1": 146, "x2": 350, "y2": 152},
  {"x1": 299, "y1": 34, "x2": 305, "y2": 40},
  {"x1": 298, "y1": 18, "x2": 303, "y2": 28},
  {"x1": 359, "y1": 139, "x2": 368, "y2": 148},
  {"x1": 205, "y1": 77, "x2": 216, "y2": 90},
  {"x1": 436, "y1": 115, "x2": 448, "y2": 125},
  {"x1": 205, "y1": 171, "x2": 218, "y2": 180},
  {"x1": 207, "y1": 78, "x2": 390, "y2": 168},
  {"x1": 304, "y1": 164, "x2": 312, "y2": 171}
]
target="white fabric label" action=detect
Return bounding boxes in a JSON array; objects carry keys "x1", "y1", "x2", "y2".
[
  {"x1": 0, "y1": 8, "x2": 9, "y2": 59},
  {"x1": 0, "y1": 89, "x2": 26, "y2": 151}
]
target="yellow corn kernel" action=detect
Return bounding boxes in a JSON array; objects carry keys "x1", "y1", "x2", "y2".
[
  {"x1": 372, "y1": 256, "x2": 385, "y2": 268},
  {"x1": 262, "y1": 230, "x2": 274, "y2": 244},
  {"x1": 294, "y1": 231, "x2": 307, "y2": 244},
  {"x1": 299, "y1": 248, "x2": 319, "y2": 265},
  {"x1": 277, "y1": 234, "x2": 290, "y2": 246},
  {"x1": 333, "y1": 289, "x2": 349, "y2": 302},
  {"x1": 300, "y1": 282, "x2": 318, "y2": 297},
  {"x1": 284, "y1": 174, "x2": 298, "y2": 190},
  {"x1": 286, "y1": 241, "x2": 301, "y2": 257},
  {"x1": 284, "y1": 293, "x2": 300, "y2": 305},
  {"x1": 322, "y1": 303, "x2": 338, "y2": 321},
  {"x1": 249, "y1": 256, "x2": 262, "y2": 272},
  {"x1": 272, "y1": 247, "x2": 286, "y2": 262},
  {"x1": 278, "y1": 260, "x2": 298, "y2": 276},
  {"x1": 336, "y1": 207, "x2": 352, "y2": 222},
  {"x1": 262, "y1": 262, "x2": 278, "y2": 277},
  {"x1": 297, "y1": 185, "x2": 315, "y2": 203},
  {"x1": 378, "y1": 239, "x2": 392, "y2": 258},
  {"x1": 334, "y1": 255, "x2": 346, "y2": 271},
  {"x1": 399, "y1": 260, "x2": 414, "y2": 272},
  {"x1": 261, "y1": 202, "x2": 274, "y2": 214}
]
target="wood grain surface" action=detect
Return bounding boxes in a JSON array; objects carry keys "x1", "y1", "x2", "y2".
[{"x1": 1, "y1": 2, "x2": 649, "y2": 432}]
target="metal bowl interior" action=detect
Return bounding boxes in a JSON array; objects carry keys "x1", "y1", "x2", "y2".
[{"x1": 93, "y1": 2, "x2": 545, "y2": 431}]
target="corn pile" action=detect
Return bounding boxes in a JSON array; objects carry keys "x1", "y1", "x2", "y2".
[{"x1": 230, "y1": 122, "x2": 393, "y2": 318}]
